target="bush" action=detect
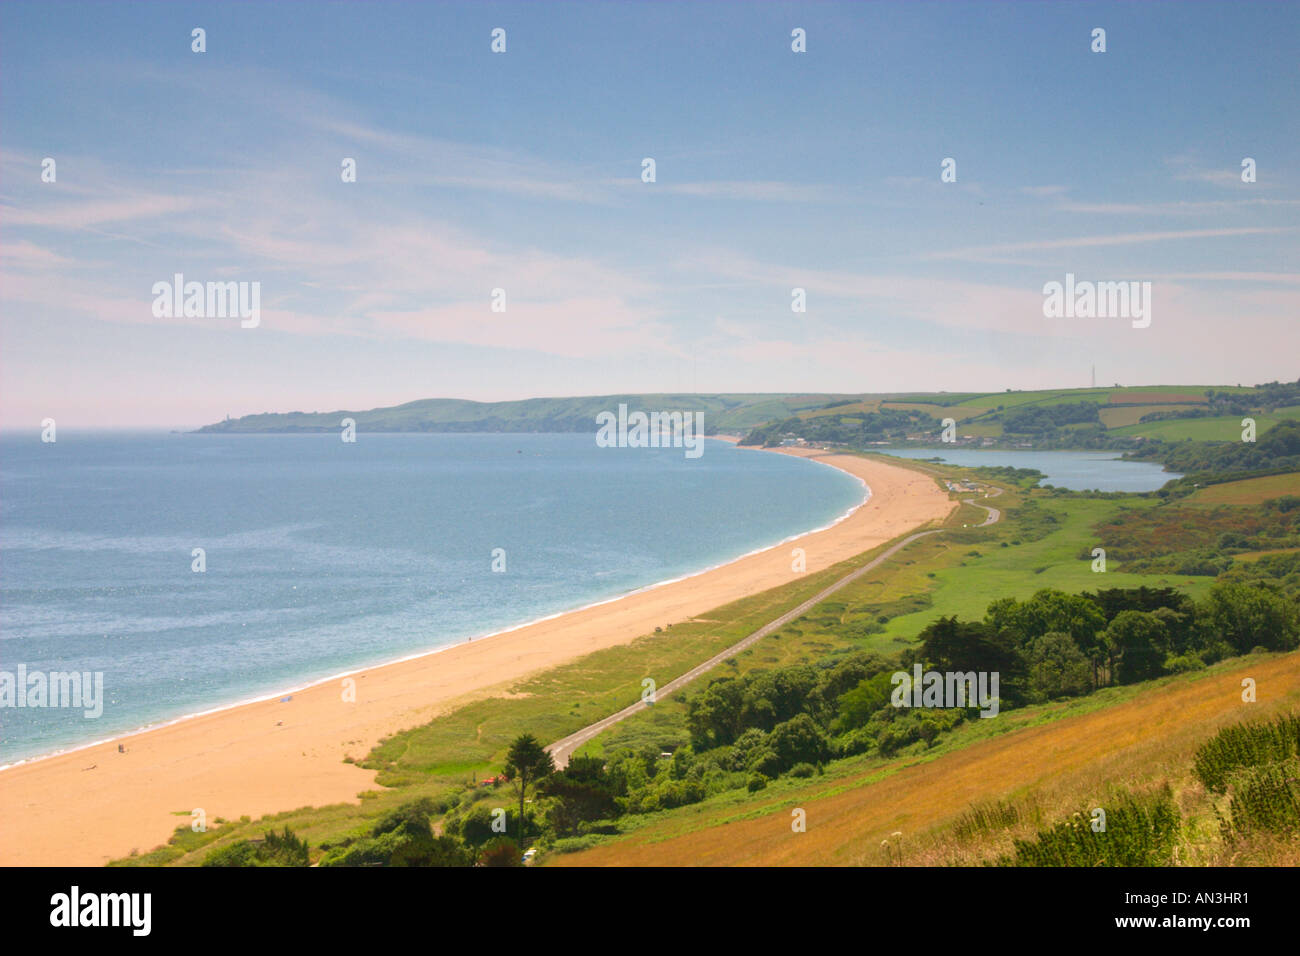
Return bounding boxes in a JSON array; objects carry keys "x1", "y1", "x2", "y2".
[
  {"x1": 478, "y1": 837, "x2": 524, "y2": 867},
  {"x1": 320, "y1": 798, "x2": 471, "y2": 867},
  {"x1": 789, "y1": 762, "x2": 816, "y2": 778},
  {"x1": 747, "y1": 774, "x2": 769, "y2": 793},
  {"x1": 1218, "y1": 758, "x2": 1300, "y2": 837},
  {"x1": 997, "y1": 788, "x2": 1180, "y2": 867},
  {"x1": 203, "y1": 826, "x2": 310, "y2": 868},
  {"x1": 1193, "y1": 712, "x2": 1300, "y2": 793},
  {"x1": 1164, "y1": 652, "x2": 1206, "y2": 674}
]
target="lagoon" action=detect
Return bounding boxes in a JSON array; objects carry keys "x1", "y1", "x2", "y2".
[{"x1": 879, "y1": 447, "x2": 1179, "y2": 492}]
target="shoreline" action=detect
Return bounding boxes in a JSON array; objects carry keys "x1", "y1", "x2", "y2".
[
  {"x1": 0, "y1": 445, "x2": 954, "y2": 866},
  {"x1": 0, "y1": 439, "x2": 869, "y2": 773}
]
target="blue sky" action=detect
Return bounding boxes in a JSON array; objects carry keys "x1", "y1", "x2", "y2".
[{"x1": 2, "y1": 0, "x2": 1297, "y2": 427}]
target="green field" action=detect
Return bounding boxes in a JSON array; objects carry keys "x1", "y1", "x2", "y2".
[
  {"x1": 1188, "y1": 472, "x2": 1300, "y2": 505},
  {"x1": 1111, "y1": 409, "x2": 1300, "y2": 441}
]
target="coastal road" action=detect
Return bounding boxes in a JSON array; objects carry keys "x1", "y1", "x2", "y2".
[{"x1": 546, "y1": 485, "x2": 1003, "y2": 768}]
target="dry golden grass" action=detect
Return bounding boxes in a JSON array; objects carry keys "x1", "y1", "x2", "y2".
[{"x1": 550, "y1": 653, "x2": 1300, "y2": 867}]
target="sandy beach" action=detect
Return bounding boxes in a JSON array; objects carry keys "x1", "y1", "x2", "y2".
[{"x1": 0, "y1": 447, "x2": 953, "y2": 866}]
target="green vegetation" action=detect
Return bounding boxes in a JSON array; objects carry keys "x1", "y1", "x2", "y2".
[
  {"x1": 1193, "y1": 712, "x2": 1300, "y2": 842},
  {"x1": 1132, "y1": 419, "x2": 1300, "y2": 478},
  {"x1": 318, "y1": 798, "x2": 472, "y2": 867},
  {"x1": 529, "y1": 581, "x2": 1294, "y2": 847},
  {"x1": 996, "y1": 787, "x2": 1181, "y2": 867},
  {"x1": 198, "y1": 393, "x2": 857, "y2": 435},
  {"x1": 1193, "y1": 712, "x2": 1300, "y2": 793},
  {"x1": 740, "y1": 406, "x2": 938, "y2": 447},
  {"x1": 201, "y1": 827, "x2": 309, "y2": 867},
  {"x1": 503, "y1": 733, "x2": 555, "y2": 842},
  {"x1": 1091, "y1": 493, "x2": 1300, "y2": 576}
]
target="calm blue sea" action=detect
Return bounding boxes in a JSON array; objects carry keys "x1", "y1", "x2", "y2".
[{"x1": 0, "y1": 432, "x2": 865, "y2": 764}]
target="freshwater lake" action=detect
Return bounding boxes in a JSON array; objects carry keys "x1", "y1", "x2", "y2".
[{"x1": 879, "y1": 447, "x2": 1180, "y2": 492}]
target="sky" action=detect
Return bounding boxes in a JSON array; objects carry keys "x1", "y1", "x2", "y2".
[{"x1": 1, "y1": 0, "x2": 1297, "y2": 428}]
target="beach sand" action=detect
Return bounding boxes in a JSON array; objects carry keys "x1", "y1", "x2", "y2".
[{"x1": 0, "y1": 447, "x2": 953, "y2": 866}]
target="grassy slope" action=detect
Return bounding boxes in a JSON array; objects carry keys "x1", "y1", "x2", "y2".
[
  {"x1": 1110, "y1": 408, "x2": 1300, "y2": 441},
  {"x1": 550, "y1": 652, "x2": 1300, "y2": 866},
  {"x1": 1187, "y1": 472, "x2": 1300, "y2": 505}
]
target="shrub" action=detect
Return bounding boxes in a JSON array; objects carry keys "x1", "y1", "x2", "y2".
[
  {"x1": 478, "y1": 837, "x2": 524, "y2": 867},
  {"x1": 997, "y1": 788, "x2": 1180, "y2": 867},
  {"x1": 1164, "y1": 652, "x2": 1206, "y2": 674},
  {"x1": 1193, "y1": 712, "x2": 1300, "y2": 793},
  {"x1": 1218, "y1": 758, "x2": 1300, "y2": 837},
  {"x1": 203, "y1": 826, "x2": 309, "y2": 868}
]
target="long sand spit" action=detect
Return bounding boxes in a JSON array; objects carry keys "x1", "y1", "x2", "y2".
[{"x1": 0, "y1": 448, "x2": 952, "y2": 866}]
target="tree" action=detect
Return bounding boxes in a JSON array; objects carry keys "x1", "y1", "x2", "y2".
[
  {"x1": 687, "y1": 677, "x2": 746, "y2": 748},
  {"x1": 767, "y1": 714, "x2": 831, "y2": 772},
  {"x1": 503, "y1": 733, "x2": 555, "y2": 844},
  {"x1": 989, "y1": 591, "x2": 1106, "y2": 688},
  {"x1": 918, "y1": 616, "x2": 1028, "y2": 706},
  {"x1": 1025, "y1": 632, "x2": 1092, "y2": 700},
  {"x1": 1107, "y1": 611, "x2": 1168, "y2": 684},
  {"x1": 1198, "y1": 582, "x2": 1300, "y2": 655},
  {"x1": 539, "y1": 755, "x2": 617, "y2": 836},
  {"x1": 996, "y1": 590, "x2": 1106, "y2": 650},
  {"x1": 833, "y1": 671, "x2": 894, "y2": 733}
]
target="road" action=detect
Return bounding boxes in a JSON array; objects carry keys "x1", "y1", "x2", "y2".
[{"x1": 545, "y1": 486, "x2": 1003, "y2": 768}]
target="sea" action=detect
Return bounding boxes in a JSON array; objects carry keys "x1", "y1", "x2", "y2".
[{"x1": 0, "y1": 432, "x2": 866, "y2": 765}]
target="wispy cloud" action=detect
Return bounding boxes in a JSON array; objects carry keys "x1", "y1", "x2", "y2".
[{"x1": 924, "y1": 227, "x2": 1293, "y2": 262}]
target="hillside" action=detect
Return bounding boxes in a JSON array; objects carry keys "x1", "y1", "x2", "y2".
[
  {"x1": 549, "y1": 652, "x2": 1300, "y2": 866},
  {"x1": 194, "y1": 393, "x2": 845, "y2": 435},
  {"x1": 193, "y1": 383, "x2": 1300, "y2": 442},
  {"x1": 740, "y1": 382, "x2": 1300, "y2": 449}
]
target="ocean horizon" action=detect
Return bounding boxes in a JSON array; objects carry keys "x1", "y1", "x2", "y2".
[{"x1": 0, "y1": 431, "x2": 866, "y2": 765}]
